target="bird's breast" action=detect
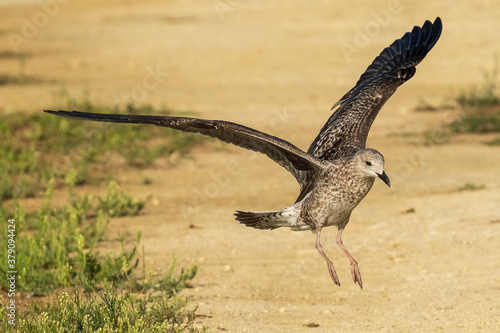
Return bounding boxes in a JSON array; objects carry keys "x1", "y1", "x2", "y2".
[{"x1": 300, "y1": 175, "x2": 375, "y2": 228}]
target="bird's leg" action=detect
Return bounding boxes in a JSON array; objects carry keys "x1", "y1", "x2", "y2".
[
  {"x1": 315, "y1": 230, "x2": 340, "y2": 286},
  {"x1": 336, "y1": 228, "x2": 363, "y2": 289}
]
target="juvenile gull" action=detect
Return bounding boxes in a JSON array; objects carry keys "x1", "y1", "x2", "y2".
[{"x1": 45, "y1": 17, "x2": 442, "y2": 288}]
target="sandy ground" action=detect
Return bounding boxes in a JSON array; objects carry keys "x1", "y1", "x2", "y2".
[{"x1": 2, "y1": 0, "x2": 500, "y2": 331}]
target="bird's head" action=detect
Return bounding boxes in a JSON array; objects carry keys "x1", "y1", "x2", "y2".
[{"x1": 355, "y1": 149, "x2": 390, "y2": 187}]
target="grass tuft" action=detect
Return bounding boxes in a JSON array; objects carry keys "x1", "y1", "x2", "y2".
[
  {"x1": 98, "y1": 180, "x2": 145, "y2": 218},
  {"x1": 450, "y1": 58, "x2": 500, "y2": 134},
  {"x1": 421, "y1": 58, "x2": 500, "y2": 144},
  {"x1": 484, "y1": 136, "x2": 500, "y2": 146},
  {"x1": 458, "y1": 182, "x2": 485, "y2": 191},
  {"x1": 455, "y1": 56, "x2": 499, "y2": 108},
  {"x1": 449, "y1": 110, "x2": 500, "y2": 134}
]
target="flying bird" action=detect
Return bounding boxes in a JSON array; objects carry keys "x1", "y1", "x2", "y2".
[{"x1": 45, "y1": 17, "x2": 442, "y2": 288}]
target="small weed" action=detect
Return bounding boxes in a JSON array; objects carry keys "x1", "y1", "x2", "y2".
[
  {"x1": 415, "y1": 97, "x2": 456, "y2": 113},
  {"x1": 449, "y1": 110, "x2": 500, "y2": 133},
  {"x1": 484, "y1": 137, "x2": 500, "y2": 146},
  {"x1": 0, "y1": 50, "x2": 29, "y2": 59},
  {"x1": 128, "y1": 258, "x2": 198, "y2": 297},
  {"x1": 425, "y1": 58, "x2": 500, "y2": 144},
  {"x1": 415, "y1": 98, "x2": 439, "y2": 112},
  {"x1": 98, "y1": 180, "x2": 145, "y2": 218},
  {"x1": 0, "y1": 74, "x2": 43, "y2": 86},
  {"x1": 387, "y1": 132, "x2": 418, "y2": 138},
  {"x1": 423, "y1": 128, "x2": 451, "y2": 145},
  {"x1": 458, "y1": 182, "x2": 485, "y2": 191},
  {"x1": 0, "y1": 52, "x2": 43, "y2": 86},
  {"x1": 450, "y1": 58, "x2": 500, "y2": 134},
  {"x1": 456, "y1": 88, "x2": 499, "y2": 108},
  {"x1": 455, "y1": 56, "x2": 499, "y2": 108}
]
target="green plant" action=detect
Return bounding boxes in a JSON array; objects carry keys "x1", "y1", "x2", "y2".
[
  {"x1": 423, "y1": 59, "x2": 500, "y2": 145},
  {"x1": 0, "y1": 179, "x2": 146, "y2": 295},
  {"x1": 98, "y1": 180, "x2": 145, "y2": 218},
  {"x1": 0, "y1": 282, "x2": 204, "y2": 332},
  {"x1": 423, "y1": 128, "x2": 451, "y2": 145},
  {"x1": 449, "y1": 58, "x2": 500, "y2": 134},
  {"x1": 0, "y1": 176, "x2": 202, "y2": 332},
  {"x1": 458, "y1": 182, "x2": 485, "y2": 191},
  {"x1": 0, "y1": 52, "x2": 44, "y2": 86},
  {"x1": 449, "y1": 112, "x2": 500, "y2": 133},
  {"x1": 484, "y1": 136, "x2": 500, "y2": 146},
  {"x1": 415, "y1": 98, "x2": 439, "y2": 112},
  {"x1": 455, "y1": 57, "x2": 499, "y2": 108}
]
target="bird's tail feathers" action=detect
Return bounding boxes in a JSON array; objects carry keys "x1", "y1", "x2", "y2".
[{"x1": 235, "y1": 206, "x2": 306, "y2": 230}]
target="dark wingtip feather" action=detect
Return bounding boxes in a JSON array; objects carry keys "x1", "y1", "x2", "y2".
[
  {"x1": 44, "y1": 110, "x2": 74, "y2": 117},
  {"x1": 43, "y1": 109, "x2": 168, "y2": 124},
  {"x1": 331, "y1": 17, "x2": 443, "y2": 110},
  {"x1": 427, "y1": 17, "x2": 442, "y2": 50}
]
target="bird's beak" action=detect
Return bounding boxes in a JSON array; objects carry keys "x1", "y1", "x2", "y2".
[{"x1": 377, "y1": 171, "x2": 391, "y2": 187}]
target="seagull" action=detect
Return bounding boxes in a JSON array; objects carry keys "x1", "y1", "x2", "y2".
[{"x1": 45, "y1": 17, "x2": 442, "y2": 288}]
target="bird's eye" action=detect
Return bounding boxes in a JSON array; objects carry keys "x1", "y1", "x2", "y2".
[{"x1": 365, "y1": 161, "x2": 372, "y2": 166}]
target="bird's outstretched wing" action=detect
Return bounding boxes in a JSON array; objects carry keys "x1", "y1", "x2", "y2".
[
  {"x1": 43, "y1": 110, "x2": 321, "y2": 185},
  {"x1": 308, "y1": 17, "x2": 442, "y2": 160}
]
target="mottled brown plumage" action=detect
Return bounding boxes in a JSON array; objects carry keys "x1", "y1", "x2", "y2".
[{"x1": 44, "y1": 17, "x2": 442, "y2": 288}]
